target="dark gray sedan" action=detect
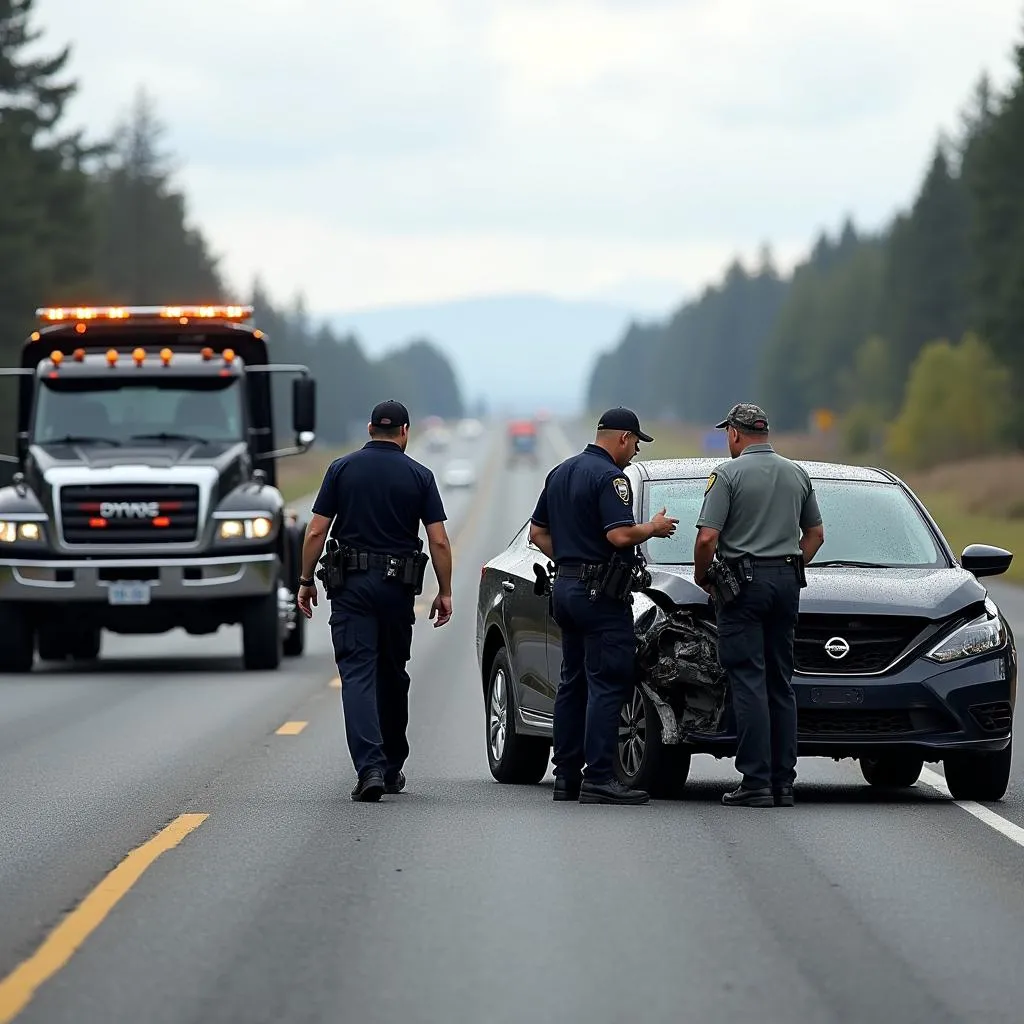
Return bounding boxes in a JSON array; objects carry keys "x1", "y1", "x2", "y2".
[{"x1": 475, "y1": 458, "x2": 1018, "y2": 800}]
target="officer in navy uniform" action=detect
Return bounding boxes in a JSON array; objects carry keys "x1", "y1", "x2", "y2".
[
  {"x1": 693, "y1": 403, "x2": 824, "y2": 807},
  {"x1": 529, "y1": 408, "x2": 678, "y2": 805},
  {"x1": 296, "y1": 400, "x2": 454, "y2": 802}
]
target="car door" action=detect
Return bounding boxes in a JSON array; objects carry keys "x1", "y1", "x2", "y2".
[{"x1": 500, "y1": 525, "x2": 556, "y2": 717}]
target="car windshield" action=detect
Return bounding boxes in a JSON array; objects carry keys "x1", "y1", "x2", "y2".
[
  {"x1": 32, "y1": 377, "x2": 244, "y2": 445},
  {"x1": 643, "y1": 476, "x2": 947, "y2": 568}
]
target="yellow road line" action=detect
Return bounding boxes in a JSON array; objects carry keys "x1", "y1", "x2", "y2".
[
  {"x1": 0, "y1": 813, "x2": 207, "y2": 1024},
  {"x1": 275, "y1": 721, "x2": 308, "y2": 735}
]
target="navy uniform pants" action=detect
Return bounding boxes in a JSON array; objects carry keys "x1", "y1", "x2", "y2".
[
  {"x1": 329, "y1": 571, "x2": 415, "y2": 782},
  {"x1": 550, "y1": 577, "x2": 635, "y2": 784},
  {"x1": 715, "y1": 564, "x2": 801, "y2": 790}
]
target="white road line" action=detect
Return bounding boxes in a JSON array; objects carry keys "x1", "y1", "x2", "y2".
[{"x1": 919, "y1": 767, "x2": 1024, "y2": 848}]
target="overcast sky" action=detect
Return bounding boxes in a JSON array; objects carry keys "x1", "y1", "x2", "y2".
[{"x1": 37, "y1": 0, "x2": 1024, "y2": 316}]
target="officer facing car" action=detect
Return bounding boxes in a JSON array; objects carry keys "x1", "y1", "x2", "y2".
[
  {"x1": 693, "y1": 403, "x2": 825, "y2": 807},
  {"x1": 295, "y1": 400, "x2": 454, "y2": 802},
  {"x1": 529, "y1": 407, "x2": 678, "y2": 805}
]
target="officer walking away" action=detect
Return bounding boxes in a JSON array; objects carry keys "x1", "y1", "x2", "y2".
[
  {"x1": 529, "y1": 408, "x2": 678, "y2": 805},
  {"x1": 693, "y1": 403, "x2": 824, "y2": 808},
  {"x1": 296, "y1": 400, "x2": 454, "y2": 802}
]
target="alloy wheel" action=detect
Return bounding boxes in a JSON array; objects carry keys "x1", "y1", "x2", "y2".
[
  {"x1": 489, "y1": 667, "x2": 508, "y2": 762},
  {"x1": 618, "y1": 686, "x2": 647, "y2": 778}
]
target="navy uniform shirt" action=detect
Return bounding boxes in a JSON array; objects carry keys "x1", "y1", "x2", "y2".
[
  {"x1": 531, "y1": 444, "x2": 636, "y2": 564},
  {"x1": 311, "y1": 440, "x2": 446, "y2": 556}
]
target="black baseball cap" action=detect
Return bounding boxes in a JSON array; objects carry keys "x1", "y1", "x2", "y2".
[
  {"x1": 370, "y1": 399, "x2": 409, "y2": 427},
  {"x1": 597, "y1": 407, "x2": 654, "y2": 442}
]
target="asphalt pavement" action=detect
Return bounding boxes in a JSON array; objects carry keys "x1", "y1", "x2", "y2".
[{"x1": 2, "y1": 421, "x2": 1024, "y2": 1023}]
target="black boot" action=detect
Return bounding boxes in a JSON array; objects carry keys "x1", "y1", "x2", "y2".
[
  {"x1": 721, "y1": 784, "x2": 774, "y2": 807},
  {"x1": 579, "y1": 777, "x2": 650, "y2": 804},
  {"x1": 773, "y1": 785, "x2": 795, "y2": 807},
  {"x1": 351, "y1": 769, "x2": 385, "y2": 802},
  {"x1": 553, "y1": 775, "x2": 582, "y2": 801}
]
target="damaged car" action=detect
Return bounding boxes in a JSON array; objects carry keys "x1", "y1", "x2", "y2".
[{"x1": 476, "y1": 458, "x2": 1017, "y2": 800}]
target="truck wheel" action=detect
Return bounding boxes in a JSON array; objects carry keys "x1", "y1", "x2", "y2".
[
  {"x1": 242, "y1": 591, "x2": 282, "y2": 670},
  {"x1": 944, "y1": 741, "x2": 1012, "y2": 801},
  {"x1": 37, "y1": 627, "x2": 68, "y2": 661},
  {"x1": 70, "y1": 628, "x2": 101, "y2": 662},
  {"x1": 281, "y1": 581, "x2": 305, "y2": 657},
  {"x1": 0, "y1": 605, "x2": 34, "y2": 673}
]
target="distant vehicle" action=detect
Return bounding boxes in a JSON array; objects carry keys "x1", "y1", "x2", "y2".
[
  {"x1": 457, "y1": 418, "x2": 483, "y2": 440},
  {"x1": 425, "y1": 426, "x2": 452, "y2": 452},
  {"x1": 477, "y1": 457, "x2": 1017, "y2": 802},
  {"x1": 506, "y1": 420, "x2": 537, "y2": 466},
  {"x1": 441, "y1": 459, "x2": 476, "y2": 488}
]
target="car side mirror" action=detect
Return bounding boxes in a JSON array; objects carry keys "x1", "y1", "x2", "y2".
[
  {"x1": 292, "y1": 376, "x2": 315, "y2": 436},
  {"x1": 961, "y1": 543, "x2": 1013, "y2": 578}
]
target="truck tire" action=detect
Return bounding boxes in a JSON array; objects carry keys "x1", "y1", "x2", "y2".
[
  {"x1": 242, "y1": 590, "x2": 282, "y2": 670},
  {"x1": 38, "y1": 625, "x2": 101, "y2": 663},
  {"x1": 283, "y1": 595, "x2": 305, "y2": 657},
  {"x1": 0, "y1": 605, "x2": 34, "y2": 673},
  {"x1": 70, "y1": 628, "x2": 101, "y2": 662}
]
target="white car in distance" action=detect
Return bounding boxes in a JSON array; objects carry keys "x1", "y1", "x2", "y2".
[{"x1": 442, "y1": 459, "x2": 476, "y2": 488}]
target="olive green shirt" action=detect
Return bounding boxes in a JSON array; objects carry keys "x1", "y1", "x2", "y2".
[{"x1": 695, "y1": 444, "x2": 821, "y2": 559}]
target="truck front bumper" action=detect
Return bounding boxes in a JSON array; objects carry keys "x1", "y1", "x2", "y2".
[{"x1": 0, "y1": 554, "x2": 277, "y2": 602}]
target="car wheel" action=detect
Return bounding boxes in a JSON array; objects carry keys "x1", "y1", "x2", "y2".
[
  {"x1": 485, "y1": 648, "x2": 550, "y2": 784},
  {"x1": 614, "y1": 683, "x2": 672, "y2": 793},
  {"x1": 944, "y1": 740, "x2": 1012, "y2": 801},
  {"x1": 859, "y1": 753, "x2": 924, "y2": 788}
]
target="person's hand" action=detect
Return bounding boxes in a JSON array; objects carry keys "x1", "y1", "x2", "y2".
[
  {"x1": 650, "y1": 507, "x2": 679, "y2": 538},
  {"x1": 297, "y1": 583, "x2": 317, "y2": 619},
  {"x1": 429, "y1": 594, "x2": 452, "y2": 627}
]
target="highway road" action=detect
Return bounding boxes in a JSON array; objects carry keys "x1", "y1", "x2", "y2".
[{"x1": 2, "y1": 421, "x2": 1024, "y2": 1023}]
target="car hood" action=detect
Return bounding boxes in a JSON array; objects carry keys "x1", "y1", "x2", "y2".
[{"x1": 645, "y1": 563, "x2": 991, "y2": 620}]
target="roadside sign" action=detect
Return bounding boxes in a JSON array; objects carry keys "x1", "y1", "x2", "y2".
[{"x1": 811, "y1": 408, "x2": 835, "y2": 432}]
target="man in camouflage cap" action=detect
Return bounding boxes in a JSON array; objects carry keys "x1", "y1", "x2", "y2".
[{"x1": 694, "y1": 401, "x2": 824, "y2": 807}]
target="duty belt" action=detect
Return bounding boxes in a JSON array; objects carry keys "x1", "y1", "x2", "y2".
[
  {"x1": 553, "y1": 562, "x2": 603, "y2": 579},
  {"x1": 725, "y1": 555, "x2": 798, "y2": 567}
]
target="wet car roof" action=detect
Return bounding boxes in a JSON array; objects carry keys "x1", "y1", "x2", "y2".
[{"x1": 634, "y1": 457, "x2": 894, "y2": 483}]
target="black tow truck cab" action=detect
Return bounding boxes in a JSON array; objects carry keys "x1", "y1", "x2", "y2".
[{"x1": 0, "y1": 304, "x2": 317, "y2": 672}]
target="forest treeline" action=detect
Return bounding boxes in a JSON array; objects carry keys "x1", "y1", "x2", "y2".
[
  {"x1": 0, "y1": 0, "x2": 463, "y2": 452},
  {"x1": 587, "y1": 15, "x2": 1024, "y2": 468}
]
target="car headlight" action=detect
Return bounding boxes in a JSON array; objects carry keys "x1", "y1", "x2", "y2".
[
  {"x1": 0, "y1": 520, "x2": 43, "y2": 543},
  {"x1": 217, "y1": 515, "x2": 274, "y2": 540},
  {"x1": 926, "y1": 611, "x2": 1006, "y2": 663}
]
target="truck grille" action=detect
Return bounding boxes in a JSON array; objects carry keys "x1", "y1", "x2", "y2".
[
  {"x1": 59, "y1": 484, "x2": 200, "y2": 544},
  {"x1": 794, "y1": 614, "x2": 930, "y2": 674}
]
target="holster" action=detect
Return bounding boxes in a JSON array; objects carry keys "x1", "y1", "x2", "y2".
[
  {"x1": 316, "y1": 538, "x2": 346, "y2": 597},
  {"x1": 705, "y1": 558, "x2": 741, "y2": 606},
  {"x1": 795, "y1": 554, "x2": 807, "y2": 588}
]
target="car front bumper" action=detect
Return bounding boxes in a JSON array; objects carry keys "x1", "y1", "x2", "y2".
[
  {"x1": 681, "y1": 646, "x2": 1016, "y2": 757},
  {"x1": 0, "y1": 554, "x2": 278, "y2": 603}
]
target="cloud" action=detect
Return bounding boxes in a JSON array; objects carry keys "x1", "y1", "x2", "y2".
[{"x1": 36, "y1": 0, "x2": 1024, "y2": 310}]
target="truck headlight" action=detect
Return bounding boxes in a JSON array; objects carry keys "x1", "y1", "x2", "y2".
[
  {"x1": 926, "y1": 611, "x2": 1006, "y2": 663},
  {"x1": 217, "y1": 516, "x2": 274, "y2": 540},
  {"x1": 0, "y1": 521, "x2": 43, "y2": 543}
]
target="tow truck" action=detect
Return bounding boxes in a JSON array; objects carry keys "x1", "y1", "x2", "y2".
[{"x1": 0, "y1": 305, "x2": 317, "y2": 673}]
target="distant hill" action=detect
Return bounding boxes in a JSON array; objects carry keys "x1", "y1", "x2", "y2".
[{"x1": 322, "y1": 292, "x2": 671, "y2": 416}]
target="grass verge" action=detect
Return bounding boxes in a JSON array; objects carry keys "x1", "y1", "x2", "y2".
[
  {"x1": 641, "y1": 421, "x2": 1024, "y2": 585},
  {"x1": 276, "y1": 445, "x2": 354, "y2": 503}
]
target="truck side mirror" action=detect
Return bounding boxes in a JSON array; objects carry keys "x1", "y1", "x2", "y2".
[{"x1": 292, "y1": 376, "x2": 316, "y2": 437}]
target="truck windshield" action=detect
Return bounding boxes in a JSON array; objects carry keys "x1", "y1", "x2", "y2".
[
  {"x1": 643, "y1": 476, "x2": 948, "y2": 569},
  {"x1": 32, "y1": 377, "x2": 244, "y2": 445}
]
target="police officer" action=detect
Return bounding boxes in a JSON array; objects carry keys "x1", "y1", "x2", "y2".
[
  {"x1": 693, "y1": 403, "x2": 824, "y2": 807},
  {"x1": 529, "y1": 407, "x2": 678, "y2": 805},
  {"x1": 296, "y1": 400, "x2": 454, "y2": 802}
]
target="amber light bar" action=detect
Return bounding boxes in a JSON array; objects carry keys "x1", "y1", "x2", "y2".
[{"x1": 35, "y1": 305, "x2": 253, "y2": 323}]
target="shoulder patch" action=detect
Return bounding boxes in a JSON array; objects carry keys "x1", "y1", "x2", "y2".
[
  {"x1": 704, "y1": 472, "x2": 717, "y2": 495},
  {"x1": 612, "y1": 476, "x2": 630, "y2": 503}
]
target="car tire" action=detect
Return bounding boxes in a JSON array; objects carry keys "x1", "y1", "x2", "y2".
[
  {"x1": 943, "y1": 741, "x2": 1012, "y2": 801},
  {"x1": 614, "y1": 683, "x2": 674, "y2": 793},
  {"x1": 485, "y1": 647, "x2": 550, "y2": 784},
  {"x1": 859, "y1": 753, "x2": 924, "y2": 788},
  {"x1": 0, "y1": 604, "x2": 34, "y2": 673},
  {"x1": 241, "y1": 591, "x2": 283, "y2": 671}
]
